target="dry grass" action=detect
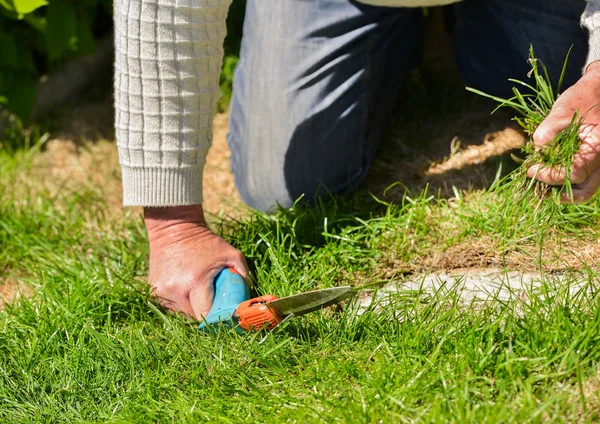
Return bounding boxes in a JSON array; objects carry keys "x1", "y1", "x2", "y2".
[
  {"x1": 578, "y1": 371, "x2": 600, "y2": 419},
  {"x1": 8, "y1": 110, "x2": 245, "y2": 222},
  {"x1": 202, "y1": 113, "x2": 246, "y2": 220},
  {"x1": 427, "y1": 127, "x2": 525, "y2": 175},
  {"x1": 33, "y1": 138, "x2": 124, "y2": 214},
  {"x1": 0, "y1": 277, "x2": 32, "y2": 310}
]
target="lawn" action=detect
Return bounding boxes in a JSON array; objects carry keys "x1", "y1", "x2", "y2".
[
  {"x1": 2, "y1": 67, "x2": 600, "y2": 421},
  {"x1": 2, "y1": 120, "x2": 600, "y2": 423}
]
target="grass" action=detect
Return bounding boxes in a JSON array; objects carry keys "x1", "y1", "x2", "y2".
[
  {"x1": 2, "y1": 130, "x2": 600, "y2": 422},
  {"x1": 466, "y1": 48, "x2": 594, "y2": 252},
  {"x1": 3, "y1": 46, "x2": 600, "y2": 421}
]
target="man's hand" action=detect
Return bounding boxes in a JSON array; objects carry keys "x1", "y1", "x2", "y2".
[
  {"x1": 528, "y1": 61, "x2": 600, "y2": 203},
  {"x1": 144, "y1": 205, "x2": 249, "y2": 321}
]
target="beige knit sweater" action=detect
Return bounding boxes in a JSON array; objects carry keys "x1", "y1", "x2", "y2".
[{"x1": 114, "y1": 0, "x2": 600, "y2": 207}]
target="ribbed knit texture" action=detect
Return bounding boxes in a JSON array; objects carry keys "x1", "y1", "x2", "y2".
[
  {"x1": 114, "y1": 0, "x2": 231, "y2": 206},
  {"x1": 583, "y1": 1, "x2": 600, "y2": 69}
]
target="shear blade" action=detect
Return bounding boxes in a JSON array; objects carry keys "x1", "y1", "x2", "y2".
[{"x1": 268, "y1": 286, "x2": 354, "y2": 317}]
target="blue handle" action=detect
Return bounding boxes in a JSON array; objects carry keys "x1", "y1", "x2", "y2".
[{"x1": 198, "y1": 268, "x2": 251, "y2": 333}]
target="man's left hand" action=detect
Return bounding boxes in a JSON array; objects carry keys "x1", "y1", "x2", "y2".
[{"x1": 528, "y1": 61, "x2": 600, "y2": 203}]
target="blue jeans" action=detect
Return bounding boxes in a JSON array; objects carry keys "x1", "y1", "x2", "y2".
[{"x1": 228, "y1": 0, "x2": 587, "y2": 212}]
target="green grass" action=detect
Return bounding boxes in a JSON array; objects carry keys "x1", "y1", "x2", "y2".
[
  {"x1": 2, "y1": 130, "x2": 600, "y2": 422},
  {"x1": 2, "y1": 47, "x2": 600, "y2": 421},
  {"x1": 466, "y1": 47, "x2": 588, "y2": 239}
]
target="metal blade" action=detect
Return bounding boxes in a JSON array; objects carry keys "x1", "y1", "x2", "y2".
[{"x1": 268, "y1": 286, "x2": 354, "y2": 317}]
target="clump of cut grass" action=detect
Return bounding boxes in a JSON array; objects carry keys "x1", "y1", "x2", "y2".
[{"x1": 466, "y1": 47, "x2": 590, "y2": 250}]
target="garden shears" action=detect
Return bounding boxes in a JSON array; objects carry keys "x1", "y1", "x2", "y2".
[{"x1": 199, "y1": 268, "x2": 354, "y2": 333}]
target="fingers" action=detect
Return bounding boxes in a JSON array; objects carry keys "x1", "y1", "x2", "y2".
[
  {"x1": 230, "y1": 250, "x2": 250, "y2": 280},
  {"x1": 533, "y1": 107, "x2": 575, "y2": 149},
  {"x1": 528, "y1": 124, "x2": 600, "y2": 186},
  {"x1": 146, "y1": 220, "x2": 251, "y2": 321},
  {"x1": 189, "y1": 249, "x2": 250, "y2": 321},
  {"x1": 561, "y1": 167, "x2": 600, "y2": 203},
  {"x1": 189, "y1": 280, "x2": 215, "y2": 322},
  {"x1": 529, "y1": 104, "x2": 576, "y2": 185},
  {"x1": 153, "y1": 285, "x2": 197, "y2": 319},
  {"x1": 569, "y1": 136, "x2": 600, "y2": 184},
  {"x1": 527, "y1": 164, "x2": 568, "y2": 185}
]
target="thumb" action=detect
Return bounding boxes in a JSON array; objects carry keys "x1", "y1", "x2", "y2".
[
  {"x1": 533, "y1": 108, "x2": 575, "y2": 148},
  {"x1": 222, "y1": 247, "x2": 250, "y2": 283},
  {"x1": 231, "y1": 254, "x2": 250, "y2": 280},
  {"x1": 191, "y1": 254, "x2": 250, "y2": 320}
]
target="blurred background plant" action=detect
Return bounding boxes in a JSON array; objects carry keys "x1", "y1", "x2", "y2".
[
  {"x1": 0, "y1": 0, "x2": 112, "y2": 121},
  {"x1": 0, "y1": 0, "x2": 246, "y2": 122}
]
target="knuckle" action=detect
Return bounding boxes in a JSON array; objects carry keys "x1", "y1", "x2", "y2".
[
  {"x1": 233, "y1": 249, "x2": 245, "y2": 261},
  {"x1": 153, "y1": 278, "x2": 183, "y2": 297},
  {"x1": 535, "y1": 127, "x2": 560, "y2": 147},
  {"x1": 533, "y1": 126, "x2": 550, "y2": 145},
  {"x1": 570, "y1": 171, "x2": 586, "y2": 185}
]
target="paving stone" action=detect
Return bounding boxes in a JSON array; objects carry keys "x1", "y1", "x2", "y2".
[{"x1": 357, "y1": 268, "x2": 589, "y2": 314}]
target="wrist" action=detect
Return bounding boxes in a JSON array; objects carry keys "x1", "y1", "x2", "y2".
[
  {"x1": 144, "y1": 205, "x2": 208, "y2": 239},
  {"x1": 585, "y1": 60, "x2": 600, "y2": 74}
]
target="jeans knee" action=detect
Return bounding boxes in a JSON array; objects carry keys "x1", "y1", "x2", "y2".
[{"x1": 231, "y1": 157, "x2": 293, "y2": 213}]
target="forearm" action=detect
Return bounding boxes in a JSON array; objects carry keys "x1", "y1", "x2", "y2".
[
  {"x1": 114, "y1": 0, "x2": 231, "y2": 206},
  {"x1": 583, "y1": 1, "x2": 600, "y2": 69}
]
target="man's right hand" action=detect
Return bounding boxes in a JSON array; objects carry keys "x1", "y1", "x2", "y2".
[{"x1": 144, "y1": 205, "x2": 249, "y2": 321}]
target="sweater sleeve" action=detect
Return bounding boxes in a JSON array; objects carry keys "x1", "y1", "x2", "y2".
[
  {"x1": 583, "y1": 1, "x2": 600, "y2": 69},
  {"x1": 114, "y1": 0, "x2": 230, "y2": 207}
]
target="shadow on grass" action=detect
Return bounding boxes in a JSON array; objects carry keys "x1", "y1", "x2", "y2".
[{"x1": 363, "y1": 70, "x2": 526, "y2": 203}]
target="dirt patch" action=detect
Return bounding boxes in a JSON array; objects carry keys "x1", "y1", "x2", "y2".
[
  {"x1": 426, "y1": 127, "x2": 525, "y2": 176},
  {"x1": 0, "y1": 277, "x2": 32, "y2": 310},
  {"x1": 202, "y1": 113, "x2": 245, "y2": 220},
  {"x1": 427, "y1": 240, "x2": 600, "y2": 274},
  {"x1": 374, "y1": 235, "x2": 600, "y2": 281},
  {"x1": 423, "y1": 238, "x2": 505, "y2": 270},
  {"x1": 578, "y1": 372, "x2": 600, "y2": 419},
  {"x1": 363, "y1": 98, "x2": 526, "y2": 202},
  {"x1": 34, "y1": 138, "x2": 124, "y2": 215}
]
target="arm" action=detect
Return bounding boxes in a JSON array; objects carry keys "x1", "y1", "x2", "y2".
[
  {"x1": 114, "y1": 0, "x2": 248, "y2": 320},
  {"x1": 528, "y1": 1, "x2": 600, "y2": 202}
]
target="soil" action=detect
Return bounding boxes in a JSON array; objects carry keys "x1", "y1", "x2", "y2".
[{"x1": 0, "y1": 277, "x2": 32, "y2": 309}]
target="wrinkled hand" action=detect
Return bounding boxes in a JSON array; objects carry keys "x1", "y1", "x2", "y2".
[
  {"x1": 144, "y1": 205, "x2": 249, "y2": 320},
  {"x1": 528, "y1": 61, "x2": 600, "y2": 203}
]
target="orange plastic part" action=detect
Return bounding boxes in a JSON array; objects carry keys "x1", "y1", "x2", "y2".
[{"x1": 235, "y1": 295, "x2": 283, "y2": 331}]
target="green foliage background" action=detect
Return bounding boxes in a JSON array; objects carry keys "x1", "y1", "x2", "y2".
[
  {"x1": 0, "y1": 0, "x2": 246, "y2": 121},
  {"x1": 0, "y1": 0, "x2": 113, "y2": 120}
]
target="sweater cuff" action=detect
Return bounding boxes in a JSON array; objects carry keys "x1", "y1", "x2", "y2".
[
  {"x1": 586, "y1": 26, "x2": 600, "y2": 70},
  {"x1": 121, "y1": 166, "x2": 204, "y2": 207}
]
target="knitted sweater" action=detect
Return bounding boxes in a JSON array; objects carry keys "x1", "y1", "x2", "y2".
[{"x1": 114, "y1": 0, "x2": 600, "y2": 207}]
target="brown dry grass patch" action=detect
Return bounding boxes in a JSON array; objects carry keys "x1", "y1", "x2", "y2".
[{"x1": 0, "y1": 277, "x2": 32, "y2": 310}]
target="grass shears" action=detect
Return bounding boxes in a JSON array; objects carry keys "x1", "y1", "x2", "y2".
[{"x1": 199, "y1": 268, "x2": 354, "y2": 332}]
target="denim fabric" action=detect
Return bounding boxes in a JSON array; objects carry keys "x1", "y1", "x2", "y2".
[
  {"x1": 453, "y1": 0, "x2": 587, "y2": 97},
  {"x1": 228, "y1": 0, "x2": 587, "y2": 212}
]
